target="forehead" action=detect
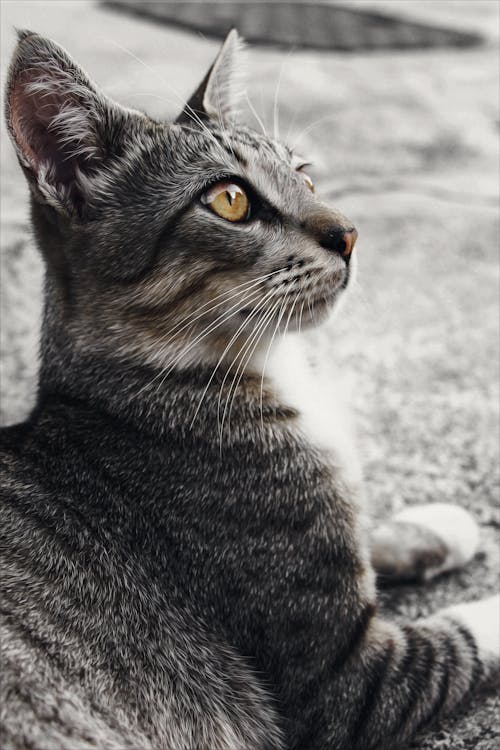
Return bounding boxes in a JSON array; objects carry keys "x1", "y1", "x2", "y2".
[
  {"x1": 173, "y1": 120, "x2": 290, "y2": 168},
  {"x1": 213, "y1": 123, "x2": 291, "y2": 162},
  {"x1": 180, "y1": 121, "x2": 305, "y2": 206}
]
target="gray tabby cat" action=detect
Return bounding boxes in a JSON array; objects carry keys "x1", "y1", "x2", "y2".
[{"x1": 1, "y1": 29, "x2": 498, "y2": 750}]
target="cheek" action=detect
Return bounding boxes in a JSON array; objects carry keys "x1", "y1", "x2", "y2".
[
  {"x1": 258, "y1": 230, "x2": 320, "y2": 271},
  {"x1": 176, "y1": 209, "x2": 267, "y2": 269}
]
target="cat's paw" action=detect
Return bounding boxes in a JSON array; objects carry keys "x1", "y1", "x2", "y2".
[
  {"x1": 442, "y1": 594, "x2": 500, "y2": 670},
  {"x1": 394, "y1": 502, "x2": 479, "y2": 577},
  {"x1": 371, "y1": 502, "x2": 480, "y2": 582}
]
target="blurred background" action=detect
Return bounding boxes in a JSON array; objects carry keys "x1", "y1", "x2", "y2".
[{"x1": 1, "y1": 2, "x2": 498, "y2": 746}]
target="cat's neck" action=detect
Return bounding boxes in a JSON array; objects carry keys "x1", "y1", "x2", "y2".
[
  {"x1": 38, "y1": 326, "x2": 361, "y2": 488},
  {"x1": 38, "y1": 333, "x2": 297, "y2": 444}
]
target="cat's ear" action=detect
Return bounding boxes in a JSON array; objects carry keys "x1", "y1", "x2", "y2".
[
  {"x1": 5, "y1": 30, "x2": 131, "y2": 216},
  {"x1": 176, "y1": 29, "x2": 245, "y2": 125}
]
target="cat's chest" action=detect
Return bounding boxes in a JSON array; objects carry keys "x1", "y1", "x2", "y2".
[{"x1": 266, "y1": 334, "x2": 362, "y2": 489}]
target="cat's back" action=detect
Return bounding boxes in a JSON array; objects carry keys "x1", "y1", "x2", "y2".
[
  {"x1": 0, "y1": 413, "x2": 140, "y2": 749},
  {"x1": 0, "y1": 405, "x2": 283, "y2": 750}
]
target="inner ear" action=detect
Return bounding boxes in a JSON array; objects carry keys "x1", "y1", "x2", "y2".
[
  {"x1": 5, "y1": 32, "x2": 133, "y2": 216},
  {"x1": 10, "y1": 70, "x2": 93, "y2": 184},
  {"x1": 176, "y1": 29, "x2": 245, "y2": 125}
]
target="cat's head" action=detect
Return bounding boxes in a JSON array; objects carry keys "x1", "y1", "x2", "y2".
[{"x1": 5, "y1": 30, "x2": 357, "y2": 371}]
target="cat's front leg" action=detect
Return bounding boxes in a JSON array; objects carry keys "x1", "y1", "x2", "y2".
[
  {"x1": 369, "y1": 502, "x2": 480, "y2": 582},
  {"x1": 323, "y1": 594, "x2": 500, "y2": 750}
]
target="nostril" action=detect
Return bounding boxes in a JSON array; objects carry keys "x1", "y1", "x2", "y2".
[
  {"x1": 320, "y1": 226, "x2": 358, "y2": 260},
  {"x1": 342, "y1": 228, "x2": 358, "y2": 257}
]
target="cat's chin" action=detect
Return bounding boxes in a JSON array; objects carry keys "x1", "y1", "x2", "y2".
[
  {"x1": 297, "y1": 296, "x2": 339, "y2": 330},
  {"x1": 237, "y1": 294, "x2": 338, "y2": 333}
]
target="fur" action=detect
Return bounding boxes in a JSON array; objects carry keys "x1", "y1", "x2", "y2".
[{"x1": 1, "y1": 29, "x2": 498, "y2": 750}]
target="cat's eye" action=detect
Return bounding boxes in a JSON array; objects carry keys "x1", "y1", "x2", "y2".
[
  {"x1": 201, "y1": 181, "x2": 250, "y2": 222},
  {"x1": 294, "y1": 160, "x2": 315, "y2": 193},
  {"x1": 298, "y1": 169, "x2": 315, "y2": 193}
]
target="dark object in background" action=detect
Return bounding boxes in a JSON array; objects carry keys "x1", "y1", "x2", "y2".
[{"x1": 103, "y1": 0, "x2": 483, "y2": 52}]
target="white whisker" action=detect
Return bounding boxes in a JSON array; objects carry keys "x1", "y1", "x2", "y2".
[
  {"x1": 135, "y1": 284, "x2": 268, "y2": 398},
  {"x1": 244, "y1": 90, "x2": 267, "y2": 136},
  {"x1": 151, "y1": 268, "x2": 284, "y2": 353},
  {"x1": 108, "y1": 39, "x2": 231, "y2": 163},
  {"x1": 259, "y1": 292, "x2": 291, "y2": 428},
  {"x1": 151, "y1": 286, "x2": 267, "y2": 389},
  {"x1": 189, "y1": 286, "x2": 278, "y2": 428},
  {"x1": 291, "y1": 113, "x2": 338, "y2": 151},
  {"x1": 221, "y1": 295, "x2": 283, "y2": 443},
  {"x1": 216, "y1": 290, "x2": 281, "y2": 441},
  {"x1": 273, "y1": 50, "x2": 292, "y2": 142}
]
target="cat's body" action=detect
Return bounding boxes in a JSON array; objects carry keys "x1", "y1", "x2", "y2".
[{"x1": 1, "y1": 30, "x2": 498, "y2": 750}]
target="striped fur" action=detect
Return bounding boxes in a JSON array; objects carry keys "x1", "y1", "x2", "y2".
[{"x1": 1, "y1": 30, "x2": 498, "y2": 750}]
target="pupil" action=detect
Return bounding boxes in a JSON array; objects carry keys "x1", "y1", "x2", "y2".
[{"x1": 226, "y1": 190, "x2": 233, "y2": 206}]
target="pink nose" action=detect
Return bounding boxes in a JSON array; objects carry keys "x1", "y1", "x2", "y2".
[
  {"x1": 318, "y1": 225, "x2": 358, "y2": 261},
  {"x1": 342, "y1": 228, "x2": 358, "y2": 258}
]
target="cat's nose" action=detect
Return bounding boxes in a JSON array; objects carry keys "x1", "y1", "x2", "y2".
[{"x1": 319, "y1": 226, "x2": 358, "y2": 260}]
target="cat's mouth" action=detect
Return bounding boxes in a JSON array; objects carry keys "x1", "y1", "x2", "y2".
[{"x1": 237, "y1": 268, "x2": 348, "y2": 326}]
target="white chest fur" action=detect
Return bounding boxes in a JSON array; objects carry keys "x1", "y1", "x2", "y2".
[{"x1": 264, "y1": 331, "x2": 362, "y2": 490}]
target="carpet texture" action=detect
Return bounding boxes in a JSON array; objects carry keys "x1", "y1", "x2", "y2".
[
  {"x1": 1, "y1": 2, "x2": 498, "y2": 747},
  {"x1": 103, "y1": 0, "x2": 483, "y2": 51}
]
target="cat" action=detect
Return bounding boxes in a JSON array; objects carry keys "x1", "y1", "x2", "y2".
[{"x1": 1, "y1": 28, "x2": 498, "y2": 750}]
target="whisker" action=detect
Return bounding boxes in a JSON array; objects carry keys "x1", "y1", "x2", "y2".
[
  {"x1": 216, "y1": 292, "x2": 279, "y2": 443},
  {"x1": 290, "y1": 113, "x2": 338, "y2": 151},
  {"x1": 214, "y1": 72, "x2": 238, "y2": 163},
  {"x1": 219, "y1": 304, "x2": 277, "y2": 447},
  {"x1": 189, "y1": 286, "x2": 278, "y2": 428},
  {"x1": 151, "y1": 286, "x2": 267, "y2": 389},
  {"x1": 259, "y1": 292, "x2": 290, "y2": 428},
  {"x1": 149, "y1": 268, "x2": 285, "y2": 353},
  {"x1": 139, "y1": 267, "x2": 289, "y2": 377},
  {"x1": 281, "y1": 290, "x2": 299, "y2": 342},
  {"x1": 108, "y1": 39, "x2": 232, "y2": 163},
  {"x1": 284, "y1": 100, "x2": 302, "y2": 148},
  {"x1": 273, "y1": 49, "x2": 293, "y2": 142},
  {"x1": 135, "y1": 265, "x2": 291, "y2": 401},
  {"x1": 135, "y1": 284, "x2": 267, "y2": 398},
  {"x1": 298, "y1": 298, "x2": 306, "y2": 335},
  {"x1": 221, "y1": 295, "x2": 283, "y2": 443},
  {"x1": 259, "y1": 291, "x2": 299, "y2": 430},
  {"x1": 245, "y1": 90, "x2": 267, "y2": 136}
]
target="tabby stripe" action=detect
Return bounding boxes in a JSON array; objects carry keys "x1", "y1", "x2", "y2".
[
  {"x1": 0, "y1": 599, "x2": 69, "y2": 676},
  {"x1": 0, "y1": 557, "x2": 98, "y2": 649},
  {"x1": 292, "y1": 602, "x2": 377, "y2": 712},
  {"x1": 398, "y1": 623, "x2": 420, "y2": 674},
  {"x1": 331, "y1": 602, "x2": 377, "y2": 672},
  {"x1": 350, "y1": 637, "x2": 395, "y2": 745},
  {"x1": 455, "y1": 623, "x2": 483, "y2": 689},
  {"x1": 396, "y1": 629, "x2": 436, "y2": 725},
  {"x1": 114, "y1": 205, "x2": 189, "y2": 286},
  {"x1": 403, "y1": 633, "x2": 436, "y2": 728},
  {"x1": 1, "y1": 493, "x2": 96, "y2": 558},
  {"x1": 413, "y1": 637, "x2": 453, "y2": 734},
  {"x1": 352, "y1": 625, "x2": 438, "y2": 748}
]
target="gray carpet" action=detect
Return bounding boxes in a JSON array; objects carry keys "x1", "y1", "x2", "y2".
[
  {"x1": 103, "y1": 0, "x2": 483, "y2": 51},
  {"x1": 1, "y1": 2, "x2": 498, "y2": 747}
]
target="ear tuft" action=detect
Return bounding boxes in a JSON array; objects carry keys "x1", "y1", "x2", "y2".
[
  {"x1": 15, "y1": 28, "x2": 37, "y2": 43},
  {"x1": 5, "y1": 32, "x2": 127, "y2": 215},
  {"x1": 176, "y1": 28, "x2": 246, "y2": 126}
]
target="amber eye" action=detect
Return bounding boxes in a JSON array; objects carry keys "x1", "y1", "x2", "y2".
[
  {"x1": 201, "y1": 181, "x2": 250, "y2": 222},
  {"x1": 300, "y1": 171, "x2": 314, "y2": 193}
]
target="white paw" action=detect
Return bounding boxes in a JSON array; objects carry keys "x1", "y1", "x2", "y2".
[
  {"x1": 443, "y1": 594, "x2": 500, "y2": 663},
  {"x1": 393, "y1": 502, "x2": 479, "y2": 578}
]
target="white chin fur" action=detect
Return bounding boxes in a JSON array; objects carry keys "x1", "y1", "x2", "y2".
[{"x1": 394, "y1": 502, "x2": 480, "y2": 576}]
